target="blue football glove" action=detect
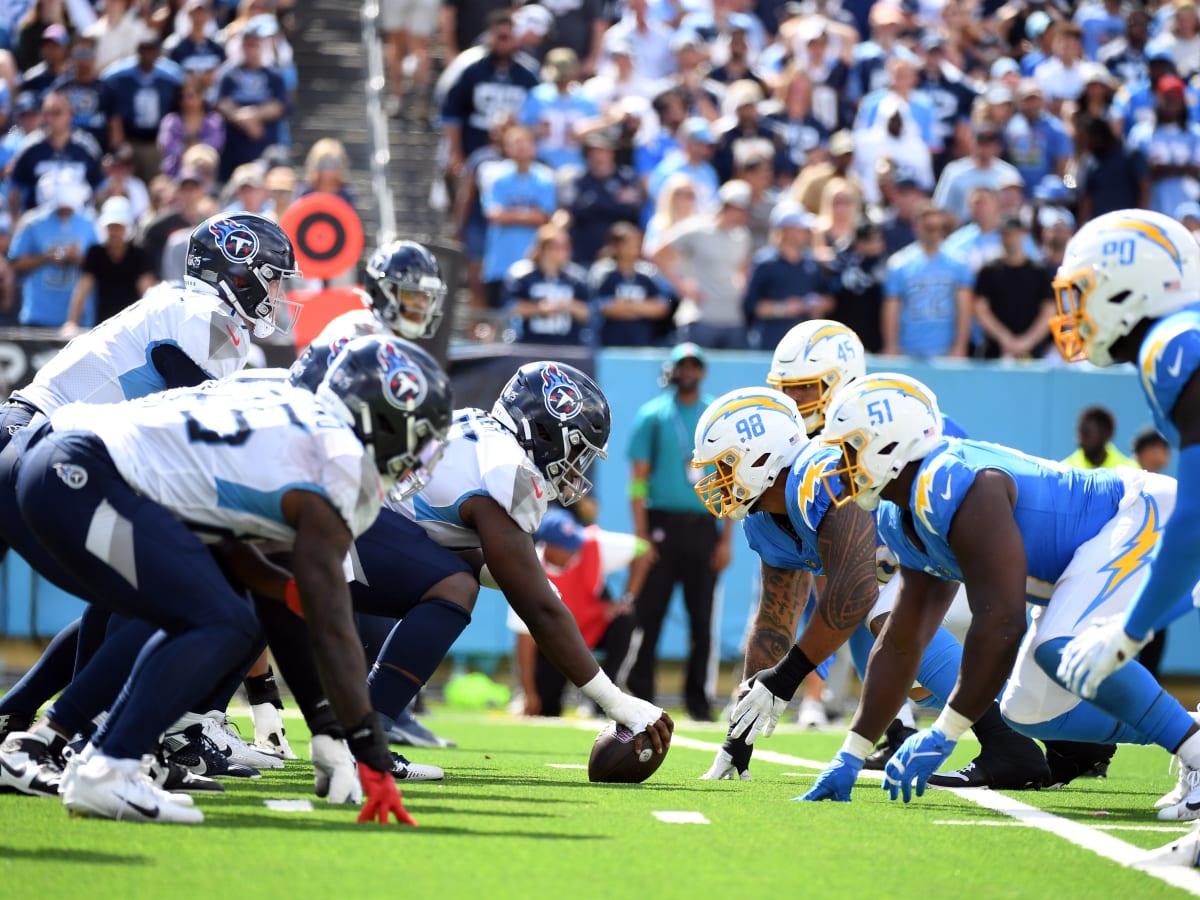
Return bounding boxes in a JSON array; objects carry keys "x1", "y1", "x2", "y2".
[
  {"x1": 883, "y1": 727, "x2": 955, "y2": 803},
  {"x1": 797, "y1": 751, "x2": 864, "y2": 802}
]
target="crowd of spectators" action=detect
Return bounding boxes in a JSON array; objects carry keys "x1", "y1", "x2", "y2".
[
  {"x1": 434, "y1": 0, "x2": 1200, "y2": 358},
  {"x1": 0, "y1": 0, "x2": 329, "y2": 332}
]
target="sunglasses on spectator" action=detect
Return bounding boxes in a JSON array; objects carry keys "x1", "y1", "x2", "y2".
[{"x1": 44, "y1": 108, "x2": 70, "y2": 117}]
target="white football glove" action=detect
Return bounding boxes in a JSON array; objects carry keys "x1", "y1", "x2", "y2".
[
  {"x1": 1057, "y1": 616, "x2": 1151, "y2": 699},
  {"x1": 729, "y1": 678, "x2": 789, "y2": 744},
  {"x1": 699, "y1": 748, "x2": 751, "y2": 781},
  {"x1": 310, "y1": 735, "x2": 363, "y2": 804},
  {"x1": 603, "y1": 690, "x2": 665, "y2": 737}
]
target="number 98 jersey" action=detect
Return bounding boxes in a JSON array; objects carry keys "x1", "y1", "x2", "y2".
[{"x1": 50, "y1": 378, "x2": 382, "y2": 542}]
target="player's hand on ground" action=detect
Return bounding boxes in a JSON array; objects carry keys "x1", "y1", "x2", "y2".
[
  {"x1": 311, "y1": 735, "x2": 363, "y2": 804},
  {"x1": 729, "y1": 676, "x2": 788, "y2": 745},
  {"x1": 356, "y1": 763, "x2": 417, "y2": 826},
  {"x1": 1057, "y1": 617, "x2": 1149, "y2": 699},
  {"x1": 798, "y1": 751, "x2": 864, "y2": 802},
  {"x1": 699, "y1": 730, "x2": 753, "y2": 780},
  {"x1": 884, "y1": 728, "x2": 955, "y2": 803}
]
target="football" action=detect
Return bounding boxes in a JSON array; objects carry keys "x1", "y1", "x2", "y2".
[{"x1": 587, "y1": 721, "x2": 668, "y2": 783}]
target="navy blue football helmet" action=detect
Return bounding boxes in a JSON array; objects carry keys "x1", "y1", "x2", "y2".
[
  {"x1": 491, "y1": 361, "x2": 610, "y2": 506},
  {"x1": 364, "y1": 240, "x2": 447, "y2": 339},
  {"x1": 186, "y1": 212, "x2": 302, "y2": 339},
  {"x1": 316, "y1": 335, "x2": 453, "y2": 492}
]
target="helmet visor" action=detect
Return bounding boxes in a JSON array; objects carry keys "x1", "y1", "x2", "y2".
[
  {"x1": 383, "y1": 418, "x2": 448, "y2": 497},
  {"x1": 692, "y1": 451, "x2": 751, "y2": 518},
  {"x1": 377, "y1": 275, "x2": 447, "y2": 339},
  {"x1": 250, "y1": 262, "x2": 304, "y2": 337},
  {"x1": 1049, "y1": 268, "x2": 1095, "y2": 363},
  {"x1": 546, "y1": 429, "x2": 607, "y2": 506},
  {"x1": 766, "y1": 372, "x2": 834, "y2": 430},
  {"x1": 820, "y1": 431, "x2": 872, "y2": 508}
]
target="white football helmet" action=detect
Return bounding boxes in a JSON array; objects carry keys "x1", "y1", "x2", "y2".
[
  {"x1": 1051, "y1": 209, "x2": 1200, "y2": 367},
  {"x1": 691, "y1": 388, "x2": 806, "y2": 520},
  {"x1": 766, "y1": 320, "x2": 866, "y2": 434},
  {"x1": 820, "y1": 373, "x2": 943, "y2": 511}
]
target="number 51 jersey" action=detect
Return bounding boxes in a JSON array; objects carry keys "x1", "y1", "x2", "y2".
[{"x1": 50, "y1": 378, "x2": 382, "y2": 542}]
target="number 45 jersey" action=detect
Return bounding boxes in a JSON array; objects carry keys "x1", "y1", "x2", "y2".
[
  {"x1": 50, "y1": 378, "x2": 382, "y2": 542},
  {"x1": 388, "y1": 407, "x2": 550, "y2": 549}
]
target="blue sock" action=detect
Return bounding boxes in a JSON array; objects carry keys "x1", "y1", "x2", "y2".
[
  {"x1": 0, "y1": 618, "x2": 80, "y2": 720},
  {"x1": 49, "y1": 618, "x2": 157, "y2": 739},
  {"x1": 1034, "y1": 637, "x2": 1195, "y2": 750},
  {"x1": 914, "y1": 626, "x2": 962, "y2": 709},
  {"x1": 848, "y1": 624, "x2": 874, "y2": 681},
  {"x1": 368, "y1": 598, "x2": 470, "y2": 721}
]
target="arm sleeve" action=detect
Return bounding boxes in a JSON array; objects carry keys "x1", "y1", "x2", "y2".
[
  {"x1": 1123, "y1": 444, "x2": 1200, "y2": 639},
  {"x1": 150, "y1": 342, "x2": 212, "y2": 389}
]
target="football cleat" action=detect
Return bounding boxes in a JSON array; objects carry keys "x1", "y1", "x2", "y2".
[
  {"x1": 390, "y1": 752, "x2": 444, "y2": 782},
  {"x1": 62, "y1": 752, "x2": 203, "y2": 824},
  {"x1": 1137, "y1": 826, "x2": 1200, "y2": 867},
  {"x1": 797, "y1": 698, "x2": 829, "y2": 729},
  {"x1": 201, "y1": 711, "x2": 284, "y2": 769},
  {"x1": 144, "y1": 750, "x2": 223, "y2": 795},
  {"x1": 0, "y1": 731, "x2": 63, "y2": 797},
  {"x1": 163, "y1": 723, "x2": 261, "y2": 779},
  {"x1": 1158, "y1": 764, "x2": 1200, "y2": 822},
  {"x1": 863, "y1": 719, "x2": 918, "y2": 771},
  {"x1": 1044, "y1": 741, "x2": 1116, "y2": 789},
  {"x1": 698, "y1": 748, "x2": 751, "y2": 781},
  {"x1": 926, "y1": 750, "x2": 1050, "y2": 790},
  {"x1": 250, "y1": 702, "x2": 297, "y2": 760},
  {"x1": 385, "y1": 709, "x2": 457, "y2": 749},
  {"x1": 1157, "y1": 758, "x2": 1200, "y2": 809}
]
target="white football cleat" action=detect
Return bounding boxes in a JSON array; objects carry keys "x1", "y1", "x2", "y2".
[
  {"x1": 250, "y1": 703, "x2": 296, "y2": 760},
  {"x1": 1137, "y1": 826, "x2": 1200, "y2": 867},
  {"x1": 199, "y1": 711, "x2": 284, "y2": 770},
  {"x1": 0, "y1": 731, "x2": 63, "y2": 797},
  {"x1": 62, "y1": 752, "x2": 203, "y2": 824},
  {"x1": 1158, "y1": 763, "x2": 1200, "y2": 822},
  {"x1": 390, "y1": 752, "x2": 444, "y2": 782},
  {"x1": 1156, "y1": 757, "x2": 1199, "y2": 809},
  {"x1": 797, "y1": 698, "x2": 829, "y2": 729},
  {"x1": 698, "y1": 748, "x2": 751, "y2": 781}
]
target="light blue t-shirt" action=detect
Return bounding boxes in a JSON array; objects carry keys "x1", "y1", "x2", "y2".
[
  {"x1": 480, "y1": 160, "x2": 558, "y2": 283},
  {"x1": 932, "y1": 157, "x2": 1025, "y2": 222},
  {"x1": 1006, "y1": 112, "x2": 1073, "y2": 195},
  {"x1": 646, "y1": 152, "x2": 719, "y2": 211},
  {"x1": 855, "y1": 89, "x2": 941, "y2": 152},
  {"x1": 884, "y1": 244, "x2": 972, "y2": 357},
  {"x1": 519, "y1": 84, "x2": 599, "y2": 171},
  {"x1": 8, "y1": 207, "x2": 96, "y2": 327},
  {"x1": 1127, "y1": 121, "x2": 1200, "y2": 217}
]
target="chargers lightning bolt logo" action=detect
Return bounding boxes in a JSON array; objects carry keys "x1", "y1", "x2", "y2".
[
  {"x1": 797, "y1": 454, "x2": 829, "y2": 531},
  {"x1": 1074, "y1": 495, "x2": 1162, "y2": 626},
  {"x1": 379, "y1": 342, "x2": 427, "y2": 409},
  {"x1": 541, "y1": 364, "x2": 583, "y2": 422},
  {"x1": 209, "y1": 218, "x2": 260, "y2": 264}
]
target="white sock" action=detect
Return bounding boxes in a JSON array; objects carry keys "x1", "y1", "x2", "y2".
[
  {"x1": 1176, "y1": 731, "x2": 1200, "y2": 772},
  {"x1": 167, "y1": 711, "x2": 208, "y2": 733},
  {"x1": 897, "y1": 702, "x2": 916, "y2": 730}
]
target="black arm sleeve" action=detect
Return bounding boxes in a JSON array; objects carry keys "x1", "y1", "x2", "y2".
[{"x1": 150, "y1": 343, "x2": 211, "y2": 390}]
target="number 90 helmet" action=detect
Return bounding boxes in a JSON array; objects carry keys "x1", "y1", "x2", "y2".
[
  {"x1": 491, "y1": 361, "x2": 610, "y2": 506},
  {"x1": 1051, "y1": 209, "x2": 1200, "y2": 367},
  {"x1": 767, "y1": 320, "x2": 866, "y2": 435},
  {"x1": 316, "y1": 335, "x2": 454, "y2": 493},
  {"x1": 692, "y1": 388, "x2": 805, "y2": 520},
  {"x1": 186, "y1": 212, "x2": 303, "y2": 339},
  {"x1": 364, "y1": 240, "x2": 447, "y2": 340},
  {"x1": 821, "y1": 373, "x2": 942, "y2": 511}
]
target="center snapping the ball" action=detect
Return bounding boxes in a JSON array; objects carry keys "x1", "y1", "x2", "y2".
[{"x1": 588, "y1": 721, "x2": 668, "y2": 783}]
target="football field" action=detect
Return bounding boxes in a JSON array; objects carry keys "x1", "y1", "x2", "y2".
[{"x1": 4, "y1": 709, "x2": 1200, "y2": 899}]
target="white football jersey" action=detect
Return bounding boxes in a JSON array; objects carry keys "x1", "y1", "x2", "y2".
[
  {"x1": 15, "y1": 283, "x2": 249, "y2": 415},
  {"x1": 389, "y1": 407, "x2": 549, "y2": 549},
  {"x1": 51, "y1": 378, "x2": 382, "y2": 542},
  {"x1": 310, "y1": 308, "x2": 386, "y2": 346}
]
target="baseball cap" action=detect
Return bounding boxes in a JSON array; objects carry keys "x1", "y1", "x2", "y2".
[
  {"x1": 1038, "y1": 206, "x2": 1075, "y2": 229},
  {"x1": 1026, "y1": 11, "x2": 1052, "y2": 39},
  {"x1": 680, "y1": 116, "x2": 715, "y2": 144},
  {"x1": 670, "y1": 342, "x2": 706, "y2": 367},
  {"x1": 921, "y1": 32, "x2": 946, "y2": 52},
  {"x1": 829, "y1": 129, "x2": 855, "y2": 156},
  {"x1": 996, "y1": 170, "x2": 1025, "y2": 190},
  {"x1": 985, "y1": 83, "x2": 1014, "y2": 105},
  {"x1": 770, "y1": 203, "x2": 815, "y2": 230},
  {"x1": 97, "y1": 196, "x2": 134, "y2": 231},
  {"x1": 178, "y1": 165, "x2": 205, "y2": 186},
  {"x1": 542, "y1": 47, "x2": 579, "y2": 81},
  {"x1": 41, "y1": 24, "x2": 69, "y2": 45},
  {"x1": 991, "y1": 56, "x2": 1020, "y2": 79},
  {"x1": 534, "y1": 508, "x2": 585, "y2": 553},
  {"x1": 243, "y1": 14, "x2": 279, "y2": 39},
  {"x1": 14, "y1": 92, "x2": 39, "y2": 116},
  {"x1": 1033, "y1": 174, "x2": 1071, "y2": 203},
  {"x1": 1177, "y1": 200, "x2": 1200, "y2": 222},
  {"x1": 264, "y1": 165, "x2": 297, "y2": 192},
  {"x1": 718, "y1": 179, "x2": 753, "y2": 209},
  {"x1": 1158, "y1": 74, "x2": 1187, "y2": 96},
  {"x1": 671, "y1": 30, "x2": 705, "y2": 53},
  {"x1": 514, "y1": 4, "x2": 553, "y2": 39},
  {"x1": 1147, "y1": 43, "x2": 1175, "y2": 64},
  {"x1": 1017, "y1": 78, "x2": 1043, "y2": 99}
]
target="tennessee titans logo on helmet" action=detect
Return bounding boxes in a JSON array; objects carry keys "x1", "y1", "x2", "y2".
[
  {"x1": 541, "y1": 364, "x2": 583, "y2": 422},
  {"x1": 380, "y1": 342, "x2": 427, "y2": 410},
  {"x1": 326, "y1": 335, "x2": 351, "y2": 370},
  {"x1": 209, "y1": 218, "x2": 260, "y2": 264}
]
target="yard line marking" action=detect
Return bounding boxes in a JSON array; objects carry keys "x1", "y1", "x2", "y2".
[
  {"x1": 934, "y1": 819, "x2": 1193, "y2": 834},
  {"x1": 672, "y1": 733, "x2": 1200, "y2": 896},
  {"x1": 545, "y1": 763, "x2": 588, "y2": 769},
  {"x1": 653, "y1": 811, "x2": 710, "y2": 824},
  {"x1": 264, "y1": 799, "x2": 314, "y2": 812}
]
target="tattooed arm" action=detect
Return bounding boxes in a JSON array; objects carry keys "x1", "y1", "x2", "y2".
[
  {"x1": 742, "y1": 561, "x2": 811, "y2": 679},
  {"x1": 793, "y1": 498, "x2": 880, "y2": 665}
]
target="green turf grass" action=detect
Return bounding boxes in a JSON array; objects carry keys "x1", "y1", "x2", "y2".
[{"x1": 2, "y1": 711, "x2": 1196, "y2": 899}]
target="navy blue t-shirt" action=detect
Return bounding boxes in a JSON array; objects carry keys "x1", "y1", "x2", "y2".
[
  {"x1": 50, "y1": 75, "x2": 121, "y2": 153},
  {"x1": 8, "y1": 130, "x2": 103, "y2": 212},
  {"x1": 590, "y1": 260, "x2": 672, "y2": 347},
  {"x1": 442, "y1": 52, "x2": 540, "y2": 158},
  {"x1": 215, "y1": 64, "x2": 288, "y2": 178},
  {"x1": 743, "y1": 246, "x2": 828, "y2": 350},
  {"x1": 504, "y1": 259, "x2": 591, "y2": 345},
  {"x1": 563, "y1": 166, "x2": 642, "y2": 267},
  {"x1": 1082, "y1": 145, "x2": 1147, "y2": 219},
  {"x1": 102, "y1": 59, "x2": 184, "y2": 143}
]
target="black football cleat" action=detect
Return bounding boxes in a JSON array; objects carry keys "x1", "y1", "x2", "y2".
[
  {"x1": 927, "y1": 743, "x2": 1051, "y2": 790},
  {"x1": 163, "y1": 723, "x2": 261, "y2": 779},
  {"x1": 863, "y1": 719, "x2": 918, "y2": 771},
  {"x1": 1044, "y1": 741, "x2": 1117, "y2": 788}
]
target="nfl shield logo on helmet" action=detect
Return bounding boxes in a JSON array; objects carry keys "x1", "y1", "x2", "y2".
[
  {"x1": 541, "y1": 364, "x2": 583, "y2": 421},
  {"x1": 379, "y1": 342, "x2": 427, "y2": 410},
  {"x1": 209, "y1": 218, "x2": 260, "y2": 264}
]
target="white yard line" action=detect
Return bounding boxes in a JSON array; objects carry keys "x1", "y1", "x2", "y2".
[{"x1": 671, "y1": 733, "x2": 1200, "y2": 897}]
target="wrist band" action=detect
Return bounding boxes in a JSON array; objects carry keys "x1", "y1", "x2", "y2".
[
  {"x1": 629, "y1": 477, "x2": 648, "y2": 501},
  {"x1": 932, "y1": 706, "x2": 973, "y2": 743},
  {"x1": 841, "y1": 732, "x2": 874, "y2": 760}
]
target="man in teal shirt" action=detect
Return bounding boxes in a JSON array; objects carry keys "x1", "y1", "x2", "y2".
[{"x1": 623, "y1": 342, "x2": 732, "y2": 721}]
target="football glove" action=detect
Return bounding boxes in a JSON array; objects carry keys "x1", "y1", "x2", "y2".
[
  {"x1": 699, "y1": 730, "x2": 753, "y2": 780},
  {"x1": 311, "y1": 735, "x2": 362, "y2": 804},
  {"x1": 729, "y1": 676, "x2": 789, "y2": 745},
  {"x1": 603, "y1": 690, "x2": 666, "y2": 739},
  {"x1": 798, "y1": 751, "x2": 864, "y2": 802},
  {"x1": 357, "y1": 762, "x2": 417, "y2": 826},
  {"x1": 884, "y1": 727, "x2": 955, "y2": 803},
  {"x1": 1057, "y1": 616, "x2": 1151, "y2": 700}
]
